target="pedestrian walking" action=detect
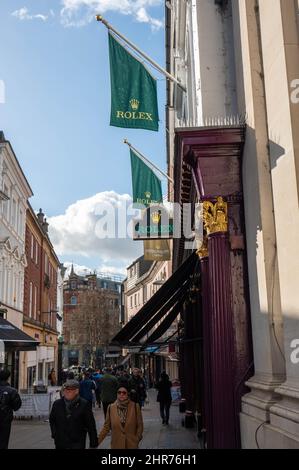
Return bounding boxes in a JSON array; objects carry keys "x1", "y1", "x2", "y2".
[
  {"x1": 98, "y1": 385, "x2": 143, "y2": 449},
  {"x1": 0, "y1": 369, "x2": 22, "y2": 449},
  {"x1": 129, "y1": 368, "x2": 147, "y2": 408},
  {"x1": 100, "y1": 368, "x2": 119, "y2": 418},
  {"x1": 49, "y1": 379, "x2": 98, "y2": 449},
  {"x1": 79, "y1": 372, "x2": 96, "y2": 410},
  {"x1": 92, "y1": 370, "x2": 103, "y2": 408},
  {"x1": 156, "y1": 371, "x2": 172, "y2": 425},
  {"x1": 117, "y1": 369, "x2": 130, "y2": 390},
  {"x1": 61, "y1": 369, "x2": 68, "y2": 385}
]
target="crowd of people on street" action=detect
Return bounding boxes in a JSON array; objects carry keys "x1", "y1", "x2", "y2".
[
  {"x1": 0, "y1": 365, "x2": 176, "y2": 450},
  {"x1": 50, "y1": 366, "x2": 149, "y2": 449}
]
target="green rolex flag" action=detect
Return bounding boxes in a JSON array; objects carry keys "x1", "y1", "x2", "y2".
[
  {"x1": 108, "y1": 33, "x2": 159, "y2": 131},
  {"x1": 130, "y1": 149, "x2": 163, "y2": 206}
]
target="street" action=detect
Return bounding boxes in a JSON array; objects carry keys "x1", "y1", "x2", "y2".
[{"x1": 9, "y1": 390, "x2": 201, "y2": 450}]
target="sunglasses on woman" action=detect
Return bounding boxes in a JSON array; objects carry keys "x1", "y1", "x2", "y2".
[{"x1": 117, "y1": 391, "x2": 127, "y2": 395}]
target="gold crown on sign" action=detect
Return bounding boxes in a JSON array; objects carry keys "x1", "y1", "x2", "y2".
[
  {"x1": 130, "y1": 99, "x2": 140, "y2": 110},
  {"x1": 151, "y1": 211, "x2": 161, "y2": 224},
  {"x1": 145, "y1": 191, "x2": 151, "y2": 199}
]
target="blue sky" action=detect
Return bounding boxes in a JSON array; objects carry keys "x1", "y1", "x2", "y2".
[{"x1": 0, "y1": 0, "x2": 166, "y2": 275}]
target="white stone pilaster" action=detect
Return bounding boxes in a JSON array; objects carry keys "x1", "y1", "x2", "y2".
[
  {"x1": 236, "y1": 0, "x2": 285, "y2": 428},
  {"x1": 257, "y1": 0, "x2": 299, "y2": 444}
]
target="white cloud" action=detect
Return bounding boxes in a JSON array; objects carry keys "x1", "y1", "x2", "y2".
[
  {"x1": 63, "y1": 262, "x2": 96, "y2": 277},
  {"x1": 12, "y1": 7, "x2": 50, "y2": 22},
  {"x1": 60, "y1": 0, "x2": 163, "y2": 29},
  {"x1": 135, "y1": 7, "x2": 163, "y2": 30},
  {"x1": 47, "y1": 191, "x2": 142, "y2": 273},
  {"x1": 63, "y1": 261, "x2": 126, "y2": 278}
]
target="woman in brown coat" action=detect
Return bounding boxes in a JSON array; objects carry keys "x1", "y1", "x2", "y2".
[{"x1": 98, "y1": 385, "x2": 143, "y2": 449}]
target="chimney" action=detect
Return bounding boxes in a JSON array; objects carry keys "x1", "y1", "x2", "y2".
[
  {"x1": 42, "y1": 218, "x2": 49, "y2": 234},
  {"x1": 0, "y1": 131, "x2": 5, "y2": 142},
  {"x1": 37, "y1": 208, "x2": 45, "y2": 225}
]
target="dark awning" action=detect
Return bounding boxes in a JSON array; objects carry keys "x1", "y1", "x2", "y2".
[
  {"x1": 0, "y1": 317, "x2": 39, "y2": 351},
  {"x1": 111, "y1": 251, "x2": 198, "y2": 346},
  {"x1": 141, "y1": 301, "x2": 183, "y2": 346},
  {"x1": 130, "y1": 283, "x2": 189, "y2": 344}
]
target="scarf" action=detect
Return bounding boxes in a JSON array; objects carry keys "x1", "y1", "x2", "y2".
[
  {"x1": 64, "y1": 396, "x2": 80, "y2": 419},
  {"x1": 116, "y1": 398, "x2": 129, "y2": 426}
]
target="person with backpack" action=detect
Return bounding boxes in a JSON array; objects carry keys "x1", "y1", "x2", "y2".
[{"x1": 0, "y1": 369, "x2": 22, "y2": 449}]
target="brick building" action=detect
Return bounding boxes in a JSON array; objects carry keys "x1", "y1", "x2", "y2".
[
  {"x1": 63, "y1": 267, "x2": 122, "y2": 369},
  {"x1": 20, "y1": 205, "x2": 61, "y2": 390}
]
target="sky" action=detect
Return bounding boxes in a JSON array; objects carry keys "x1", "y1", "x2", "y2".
[{"x1": 0, "y1": 0, "x2": 166, "y2": 277}]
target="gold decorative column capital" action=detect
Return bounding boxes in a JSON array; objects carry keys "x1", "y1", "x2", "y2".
[{"x1": 203, "y1": 197, "x2": 228, "y2": 234}]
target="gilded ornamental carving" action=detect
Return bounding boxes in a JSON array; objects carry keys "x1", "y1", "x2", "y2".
[{"x1": 203, "y1": 197, "x2": 228, "y2": 235}]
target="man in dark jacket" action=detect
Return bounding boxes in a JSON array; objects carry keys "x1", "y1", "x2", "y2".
[
  {"x1": 79, "y1": 372, "x2": 96, "y2": 410},
  {"x1": 49, "y1": 379, "x2": 98, "y2": 449},
  {"x1": 0, "y1": 369, "x2": 22, "y2": 449},
  {"x1": 92, "y1": 370, "x2": 103, "y2": 408},
  {"x1": 156, "y1": 371, "x2": 172, "y2": 425},
  {"x1": 129, "y1": 368, "x2": 147, "y2": 408},
  {"x1": 100, "y1": 368, "x2": 118, "y2": 418}
]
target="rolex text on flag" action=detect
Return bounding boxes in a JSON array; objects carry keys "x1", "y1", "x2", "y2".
[{"x1": 109, "y1": 33, "x2": 159, "y2": 132}]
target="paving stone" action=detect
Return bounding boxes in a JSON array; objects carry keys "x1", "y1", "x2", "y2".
[{"x1": 9, "y1": 390, "x2": 201, "y2": 449}]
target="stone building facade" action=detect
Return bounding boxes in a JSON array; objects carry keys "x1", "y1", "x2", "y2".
[
  {"x1": 0, "y1": 132, "x2": 33, "y2": 387},
  {"x1": 123, "y1": 257, "x2": 176, "y2": 381},
  {"x1": 166, "y1": 0, "x2": 299, "y2": 449},
  {"x1": 0, "y1": 132, "x2": 32, "y2": 326}
]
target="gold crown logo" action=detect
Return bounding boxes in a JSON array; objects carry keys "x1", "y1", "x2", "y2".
[
  {"x1": 130, "y1": 99, "x2": 140, "y2": 111},
  {"x1": 145, "y1": 191, "x2": 151, "y2": 199},
  {"x1": 151, "y1": 211, "x2": 161, "y2": 224}
]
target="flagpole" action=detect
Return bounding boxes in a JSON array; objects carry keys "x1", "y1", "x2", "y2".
[
  {"x1": 124, "y1": 139, "x2": 174, "y2": 184},
  {"x1": 96, "y1": 15, "x2": 186, "y2": 92}
]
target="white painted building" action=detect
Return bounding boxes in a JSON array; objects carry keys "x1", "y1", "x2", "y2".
[
  {"x1": 0, "y1": 132, "x2": 35, "y2": 389},
  {"x1": 124, "y1": 256, "x2": 177, "y2": 379},
  {"x1": 125, "y1": 257, "x2": 170, "y2": 322},
  {"x1": 0, "y1": 133, "x2": 33, "y2": 326}
]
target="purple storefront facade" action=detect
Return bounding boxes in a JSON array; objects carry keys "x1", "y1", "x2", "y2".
[{"x1": 173, "y1": 126, "x2": 253, "y2": 448}]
